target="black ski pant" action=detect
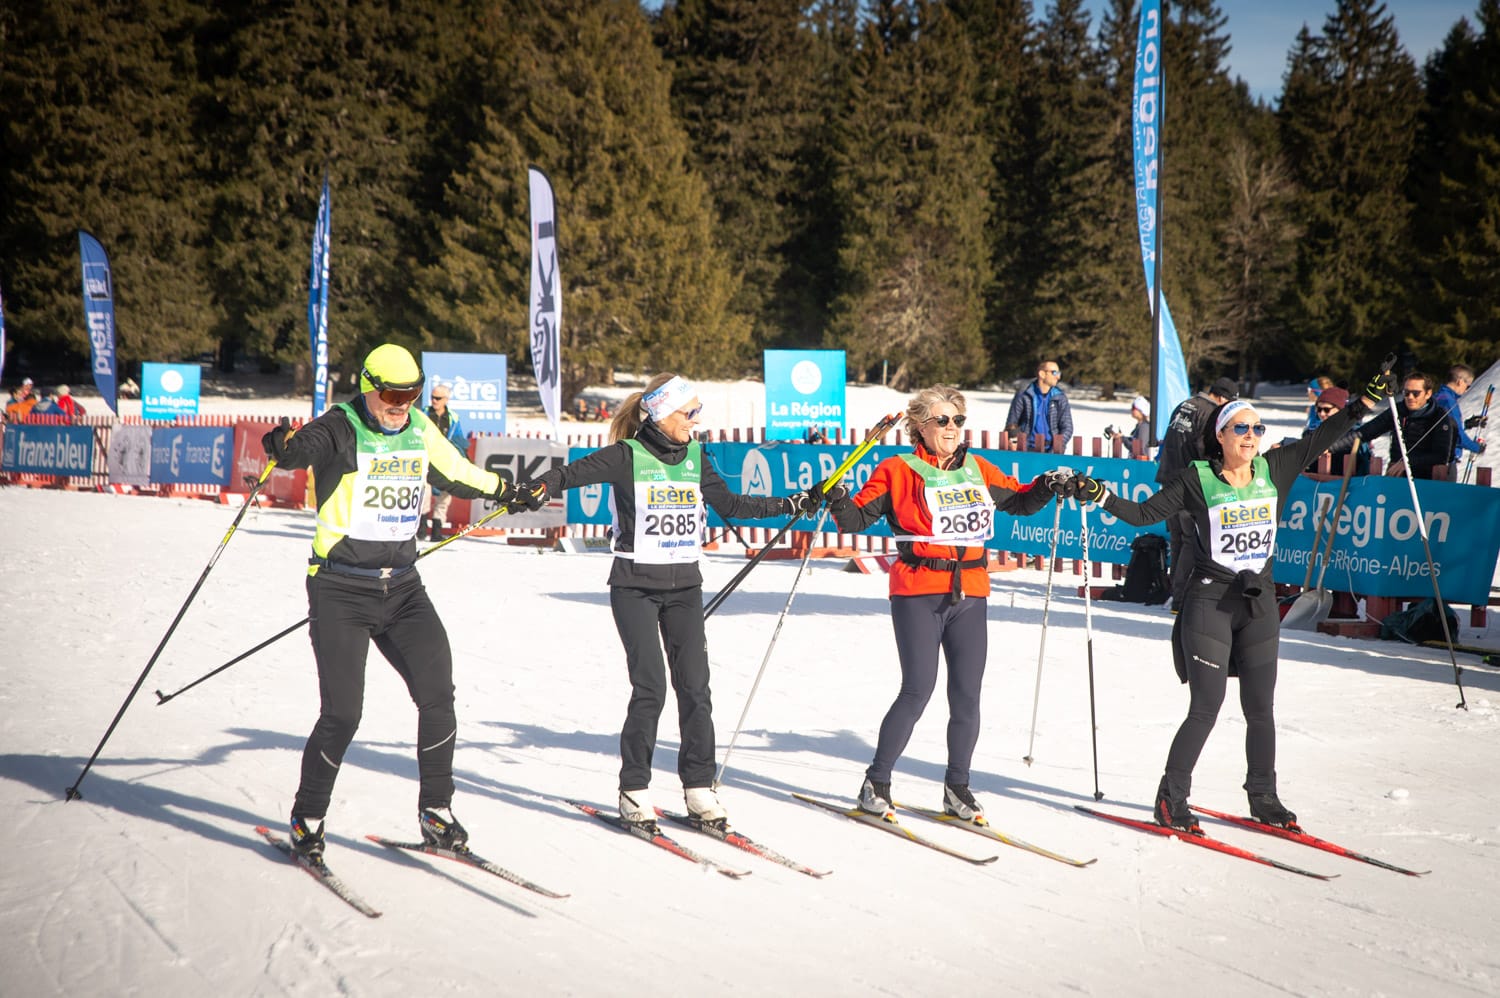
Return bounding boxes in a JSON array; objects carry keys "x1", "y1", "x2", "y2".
[
  {"x1": 293, "y1": 570, "x2": 456, "y2": 819},
  {"x1": 1162, "y1": 585, "x2": 1280, "y2": 800},
  {"x1": 867, "y1": 593, "x2": 988, "y2": 788},
  {"x1": 610, "y1": 584, "x2": 715, "y2": 792}
]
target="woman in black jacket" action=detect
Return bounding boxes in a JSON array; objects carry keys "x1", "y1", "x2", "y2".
[
  {"x1": 522, "y1": 373, "x2": 814, "y2": 832},
  {"x1": 1070, "y1": 370, "x2": 1389, "y2": 834}
]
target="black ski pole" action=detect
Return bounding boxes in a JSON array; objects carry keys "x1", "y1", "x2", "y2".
[
  {"x1": 65, "y1": 463, "x2": 277, "y2": 800},
  {"x1": 703, "y1": 413, "x2": 899, "y2": 619},
  {"x1": 1386, "y1": 384, "x2": 1468, "y2": 710},
  {"x1": 1461, "y1": 384, "x2": 1491, "y2": 485},
  {"x1": 152, "y1": 494, "x2": 526, "y2": 705},
  {"x1": 1080, "y1": 498, "x2": 1103, "y2": 800}
]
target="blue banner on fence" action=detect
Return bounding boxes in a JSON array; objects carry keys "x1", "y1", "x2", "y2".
[
  {"x1": 764, "y1": 350, "x2": 846, "y2": 441},
  {"x1": 2, "y1": 424, "x2": 94, "y2": 476},
  {"x1": 141, "y1": 362, "x2": 201, "y2": 420},
  {"x1": 149, "y1": 426, "x2": 233, "y2": 486},
  {"x1": 1273, "y1": 475, "x2": 1500, "y2": 605},
  {"x1": 559, "y1": 441, "x2": 1500, "y2": 602}
]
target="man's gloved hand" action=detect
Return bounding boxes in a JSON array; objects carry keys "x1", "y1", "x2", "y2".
[
  {"x1": 1465, "y1": 414, "x2": 1487, "y2": 430},
  {"x1": 1043, "y1": 468, "x2": 1076, "y2": 497},
  {"x1": 509, "y1": 480, "x2": 547, "y2": 512},
  {"x1": 1362, "y1": 370, "x2": 1396, "y2": 405},
  {"x1": 1073, "y1": 475, "x2": 1107, "y2": 505},
  {"x1": 489, "y1": 477, "x2": 518, "y2": 505},
  {"x1": 261, "y1": 417, "x2": 293, "y2": 461},
  {"x1": 788, "y1": 487, "x2": 823, "y2": 517}
]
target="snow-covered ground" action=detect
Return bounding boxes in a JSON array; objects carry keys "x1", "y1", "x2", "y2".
[{"x1": 3, "y1": 422, "x2": 1500, "y2": 995}]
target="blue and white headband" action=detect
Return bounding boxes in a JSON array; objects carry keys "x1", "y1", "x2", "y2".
[
  {"x1": 641, "y1": 376, "x2": 696, "y2": 423},
  {"x1": 1214, "y1": 400, "x2": 1257, "y2": 435}
]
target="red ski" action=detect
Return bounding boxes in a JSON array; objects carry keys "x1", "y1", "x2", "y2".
[
  {"x1": 1074, "y1": 806, "x2": 1336, "y2": 880},
  {"x1": 1190, "y1": 806, "x2": 1428, "y2": 877}
]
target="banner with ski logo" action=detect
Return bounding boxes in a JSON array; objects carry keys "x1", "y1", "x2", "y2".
[
  {"x1": 308, "y1": 176, "x2": 331, "y2": 418},
  {"x1": 1133, "y1": 0, "x2": 1190, "y2": 439},
  {"x1": 528, "y1": 167, "x2": 562, "y2": 435},
  {"x1": 79, "y1": 231, "x2": 119, "y2": 414}
]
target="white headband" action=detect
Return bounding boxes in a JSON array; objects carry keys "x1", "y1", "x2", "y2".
[
  {"x1": 641, "y1": 376, "x2": 696, "y2": 423},
  {"x1": 1214, "y1": 400, "x2": 1256, "y2": 435}
]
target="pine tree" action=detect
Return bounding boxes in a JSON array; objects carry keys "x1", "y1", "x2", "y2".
[
  {"x1": 1408, "y1": 0, "x2": 1500, "y2": 367},
  {"x1": 826, "y1": 0, "x2": 993, "y2": 390},
  {"x1": 1279, "y1": 0, "x2": 1421, "y2": 376},
  {"x1": 416, "y1": 0, "x2": 747, "y2": 405},
  {"x1": 654, "y1": 0, "x2": 823, "y2": 349},
  {"x1": 0, "y1": 0, "x2": 218, "y2": 373}
]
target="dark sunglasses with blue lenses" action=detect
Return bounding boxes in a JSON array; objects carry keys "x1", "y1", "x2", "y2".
[
  {"x1": 929, "y1": 414, "x2": 967, "y2": 427},
  {"x1": 1229, "y1": 423, "x2": 1267, "y2": 437}
]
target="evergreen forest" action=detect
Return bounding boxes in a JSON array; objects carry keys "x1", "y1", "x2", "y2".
[{"x1": 2, "y1": 0, "x2": 1497, "y2": 399}]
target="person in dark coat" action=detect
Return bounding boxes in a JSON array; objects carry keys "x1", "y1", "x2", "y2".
[
  {"x1": 1154, "y1": 376, "x2": 1239, "y2": 608},
  {"x1": 1357, "y1": 371, "x2": 1458, "y2": 479}
]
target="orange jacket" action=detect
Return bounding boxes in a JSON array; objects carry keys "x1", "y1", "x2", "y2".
[{"x1": 832, "y1": 443, "x2": 1051, "y2": 598}]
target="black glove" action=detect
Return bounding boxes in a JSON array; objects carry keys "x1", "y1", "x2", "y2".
[
  {"x1": 1362, "y1": 370, "x2": 1396, "y2": 405},
  {"x1": 821, "y1": 483, "x2": 850, "y2": 507},
  {"x1": 261, "y1": 417, "x2": 292, "y2": 461},
  {"x1": 1465, "y1": 414, "x2": 1487, "y2": 430},
  {"x1": 1043, "y1": 468, "x2": 1075, "y2": 497},
  {"x1": 489, "y1": 477, "x2": 518, "y2": 505},
  {"x1": 1074, "y1": 475, "x2": 1107, "y2": 505},
  {"x1": 788, "y1": 488, "x2": 823, "y2": 517},
  {"x1": 1477, "y1": 441, "x2": 1488, "y2": 456},
  {"x1": 508, "y1": 480, "x2": 547, "y2": 512}
]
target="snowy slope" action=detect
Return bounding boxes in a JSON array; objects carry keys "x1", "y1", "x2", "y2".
[{"x1": 3, "y1": 479, "x2": 1499, "y2": 998}]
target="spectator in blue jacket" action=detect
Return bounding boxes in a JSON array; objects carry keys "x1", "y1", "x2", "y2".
[
  {"x1": 1433, "y1": 365, "x2": 1487, "y2": 463},
  {"x1": 422, "y1": 385, "x2": 469, "y2": 540},
  {"x1": 1004, "y1": 360, "x2": 1073, "y2": 453}
]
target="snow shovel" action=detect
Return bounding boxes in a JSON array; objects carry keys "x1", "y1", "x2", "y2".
[{"x1": 1281, "y1": 454, "x2": 1356, "y2": 631}]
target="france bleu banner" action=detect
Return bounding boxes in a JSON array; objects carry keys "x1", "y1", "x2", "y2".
[
  {"x1": 1133, "y1": 0, "x2": 1190, "y2": 439},
  {"x1": 79, "y1": 231, "x2": 118, "y2": 414},
  {"x1": 308, "y1": 177, "x2": 331, "y2": 417},
  {"x1": 764, "y1": 350, "x2": 846, "y2": 441},
  {"x1": 149, "y1": 426, "x2": 233, "y2": 487},
  {"x1": 528, "y1": 167, "x2": 562, "y2": 434}
]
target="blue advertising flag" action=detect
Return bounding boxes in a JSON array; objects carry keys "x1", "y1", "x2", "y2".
[
  {"x1": 308, "y1": 178, "x2": 331, "y2": 417},
  {"x1": 0, "y1": 283, "x2": 7, "y2": 385},
  {"x1": 78, "y1": 231, "x2": 119, "y2": 414},
  {"x1": 1132, "y1": 0, "x2": 1189, "y2": 439}
]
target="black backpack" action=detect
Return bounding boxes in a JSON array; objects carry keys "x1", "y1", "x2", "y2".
[
  {"x1": 1379, "y1": 598, "x2": 1457, "y2": 645},
  {"x1": 1118, "y1": 533, "x2": 1170, "y2": 604}
]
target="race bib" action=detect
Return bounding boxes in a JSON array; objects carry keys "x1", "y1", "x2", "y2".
[
  {"x1": 620, "y1": 441, "x2": 704, "y2": 564},
  {"x1": 1195, "y1": 460, "x2": 1277, "y2": 574},
  {"x1": 894, "y1": 454, "x2": 995, "y2": 546},
  {"x1": 348, "y1": 448, "x2": 427, "y2": 541}
]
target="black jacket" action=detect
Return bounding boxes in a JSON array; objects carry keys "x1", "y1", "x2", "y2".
[
  {"x1": 1356, "y1": 399, "x2": 1457, "y2": 478},
  {"x1": 538, "y1": 421, "x2": 790, "y2": 590},
  {"x1": 1155, "y1": 393, "x2": 1219, "y2": 484},
  {"x1": 1107, "y1": 403, "x2": 1362, "y2": 589}
]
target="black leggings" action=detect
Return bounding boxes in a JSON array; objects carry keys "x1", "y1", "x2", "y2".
[
  {"x1": 293, "y1": 572, "x2": 456, "y2": 818},
  {"x1": 1163, "y1": 586, "x2": 1280, "y2": 799},
  {"x1": 868, "y1": 593, "x2": 988, "y2": 787},
  {"x1": 610, "y1": 585, "x2": 715, "y2": 791}
]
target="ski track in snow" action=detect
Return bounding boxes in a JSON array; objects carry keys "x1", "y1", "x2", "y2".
[{"x1": 3, "y1": 377, "x2": 1499, "y2": 997}]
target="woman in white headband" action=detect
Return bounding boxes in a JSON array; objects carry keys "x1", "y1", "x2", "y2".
[
  {"x1": 512, "y1": 373, "x2": 820, "y2": 832},
  {"x1": 1069, "y1": 367, "x2": 1390, "y2": 835}
]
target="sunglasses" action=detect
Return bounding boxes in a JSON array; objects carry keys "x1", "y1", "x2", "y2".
[
  {"x1": 431, "y1": 395, "x2": 450, "y2": 402},
  {"x1": 1228, "y1": 423, "x2": 1267, "y2": 437},
  {"x1": 678, "y1": 404, "x2": 703, "y2": 421},
  {"x1": 1041, "y1": 369, "x2": 1060, "y2": 375},
  {"x1": 1403, "y1": 389, "x2": 1428, "y2": 398},
  {"x1": 928, "y1": 414, "x2": 967, "y2": 427},
  {"x1": 1315, "y1": 406, "x2": 1337, "y2": 415}
]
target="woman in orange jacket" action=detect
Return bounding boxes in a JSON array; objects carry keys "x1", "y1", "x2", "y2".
[{"x1": 827, "y1": 385, "x2": 1070, "y2": 822}]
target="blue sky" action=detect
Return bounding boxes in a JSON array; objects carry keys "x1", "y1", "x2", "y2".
[{"x1": 1084, "y1": 0, "x2": 1480, "y2": 103}]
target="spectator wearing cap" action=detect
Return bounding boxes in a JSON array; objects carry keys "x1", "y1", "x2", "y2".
[
  {"x1": 1004, "y1": 359, "x2": 1074, "y2": 453},
  {"x1": 1301, "y1": 386, "x2": 1369, "y2": 475},
  {"x1": 1154, "y1": 375, "x2": 1240, "y2": 609},
  {"x1": 1303, "y1": 376, "x2": 1335, "y2": 431},
  {"x1": 55, "y1": 385, "x2": 86, "y2": 422},
  {"x1": 5, "y1": 378, "x2": 38, "y2": 422},
  {"x1": 1128, "y1": 396, "x2": 1155, "y2": 458}
]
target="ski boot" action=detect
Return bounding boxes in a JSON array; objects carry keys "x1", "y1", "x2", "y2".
[{"x1": 419, "y1": 807, "x2": 469, "y2": 851}]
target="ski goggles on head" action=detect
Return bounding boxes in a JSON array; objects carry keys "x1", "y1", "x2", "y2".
[{"x1": 363, "y1": 369, "x2": 425, "y2": 405}]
